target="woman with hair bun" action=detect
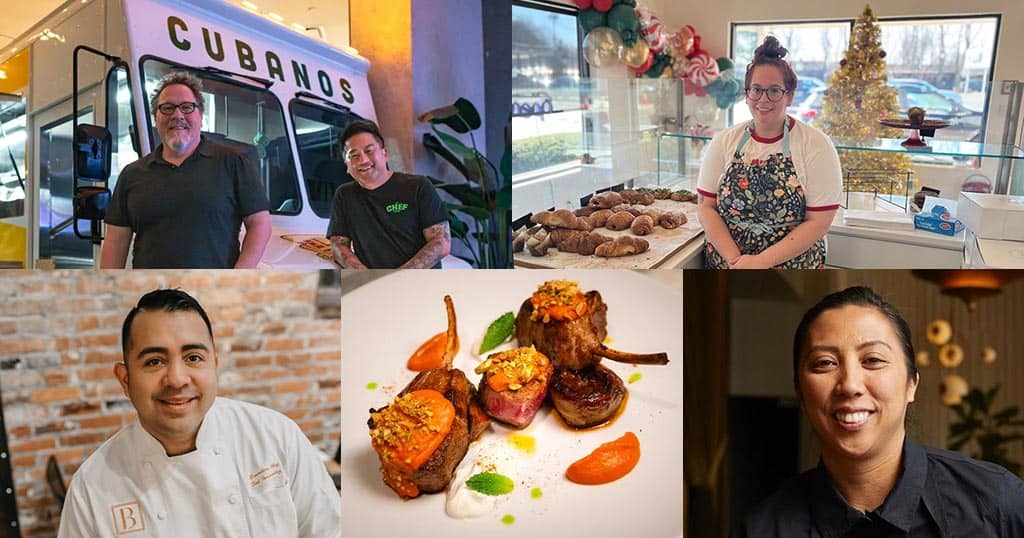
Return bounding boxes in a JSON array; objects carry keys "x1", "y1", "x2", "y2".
[{"x1": 697, "y1": 36, "x2": 842, "y2": 269}]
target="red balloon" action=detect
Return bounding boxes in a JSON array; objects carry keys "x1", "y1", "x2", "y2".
[
  {"x1": 575, "y1": 0, "x2": 593, "y2": 8},
  {"x1": 629, "y1": 50, "x2": 654, "y2": 73},
  {"x1": 593, "y1": 0, "x2": 613, "y2": 13}
]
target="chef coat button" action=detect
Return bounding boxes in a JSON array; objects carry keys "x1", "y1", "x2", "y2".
[
  {"x1": 158, "y1": 512, "x2": 166, "y2": 520},
  {"x1": 228, "y1": 494, "x2": 239, "y2": 504},
  {"x1": 143, "y1": 461, "x2": 152, "y2": 469}
]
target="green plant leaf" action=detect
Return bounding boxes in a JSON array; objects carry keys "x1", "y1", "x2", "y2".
[
  {"x1": 439, "y1": 183, "x2": 487, "y2": 208},
  {"x1": 448, "y1": 204, "x2": 491, "y2": 221},
  {"x1": 965, "y1": 389, "x2": 988, "y2": 414},
  {"x1": 445, "y1": 207, "x2": 469, "y2": 238},
  {"x1": 422, "y1": 133, "x2": 471, "y2": 179},
  {"x1": 479, "y1": 312, "x2": 515, "y2": 354},
  {"x1": 993, "y1": 406, "x2": 1020, "y2": 424},
  {"x1": 434, "y1": 129, "x2": 478, "y2": 161},
  {"x1": 465, "y1": 472, "x2": 514, "y2": 496}
]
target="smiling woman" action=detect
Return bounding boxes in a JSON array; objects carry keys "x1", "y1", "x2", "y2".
[{"x1": 737, "y1": 286, "x2": 1024, "y2": 537}]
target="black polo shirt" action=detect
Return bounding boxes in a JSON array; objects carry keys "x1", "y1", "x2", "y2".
[
  {"x1": 738, "y1": 438, "x2": 1024, "y2": 537},
  {"x1": 325, "y1": 172, "x2": 448, "y2": 268},
  {"x1": 105, "y1": 136, "x2": 269, "y2": 268}
]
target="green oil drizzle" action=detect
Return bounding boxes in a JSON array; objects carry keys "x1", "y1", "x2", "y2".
[
  {"x1": 501, "y1": 514, "x2": 515, "y2": 525},
  {"x1": 530, "y1": 487, "x2": 543, "y2": 499},
  {"x1": 628, "y1": 372, "x2": 642, "y2": 384},
  {"x1": 366, "y1": 382, "x2": 378, "y2": 390}
]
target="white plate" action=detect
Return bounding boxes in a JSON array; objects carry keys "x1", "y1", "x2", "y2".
[{"x1": 340, "y1": 270, "x2": 684, "y2": 538}]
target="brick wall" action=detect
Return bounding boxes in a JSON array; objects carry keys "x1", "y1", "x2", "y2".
[{"x1": 0, "y1": 270, "x2": 341, "y2": 537}]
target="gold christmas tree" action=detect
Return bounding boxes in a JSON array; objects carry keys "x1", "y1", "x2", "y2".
[{"x1": 815, "y1": 4, "x2": 912, "y2": 195}]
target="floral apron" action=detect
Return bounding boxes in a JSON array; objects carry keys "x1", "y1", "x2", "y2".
[{"x1": 704, "y1": 121, "x2": 826, "y2": 269}]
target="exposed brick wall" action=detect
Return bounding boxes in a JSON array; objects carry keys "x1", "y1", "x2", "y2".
[{"x1": 0, "y1": 270, "x2": 341, "y2": 537}]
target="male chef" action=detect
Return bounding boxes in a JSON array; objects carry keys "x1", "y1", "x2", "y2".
[{"x1": 57, "y1": 289, "x2": 340, "y2": 537}]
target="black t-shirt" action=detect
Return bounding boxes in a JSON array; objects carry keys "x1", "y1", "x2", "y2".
[
  {"x1": 325, "y1": 172, "x2": 449, "y2": 268},
  {"x1": 738, "y1": 438, "x2": 1024, "y2": 537},
  {"x1": 105, "y1": 137, "x2": 269, "y2": 268}
]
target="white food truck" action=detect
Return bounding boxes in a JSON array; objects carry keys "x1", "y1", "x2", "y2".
[{"x1": 0, "y1": 0, "x2": 376, "y2": 268}]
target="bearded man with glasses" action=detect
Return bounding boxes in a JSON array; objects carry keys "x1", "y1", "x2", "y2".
[{"x1": 100, "y1": 71, "x2": 271, "y2": 268}]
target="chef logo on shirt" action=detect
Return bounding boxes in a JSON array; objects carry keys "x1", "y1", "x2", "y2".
[
  {"x1": 250, "y1": 461, "x2": 283, "y2": 489},
  {"x1": 386, "y1": 202, "x2": 409, "y2": 214},
  {"x1": 110, "y1": 500, "x2": 145, "y2": 534}
]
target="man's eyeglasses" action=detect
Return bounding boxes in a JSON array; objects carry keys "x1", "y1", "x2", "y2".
[
  {"x1": 745, "y1": 87, "x2": 789, "y2": 102},
  {"x1": 156, "y1": 102, "x2": 199, "y2": 115}
]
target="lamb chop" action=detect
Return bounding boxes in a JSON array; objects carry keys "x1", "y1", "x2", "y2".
[
  {"x1": 368, "y1": 296, "x2": 489, "y2": 499},
  {"x1": 516, "y1": 280, "x2": 668, "y2": 428},
  {"x1": 515, "y1": 280, "x2": 669, "y2": 371},
  {"x1": 475, "y1": 346, "x2": 554, "y2": 429}
]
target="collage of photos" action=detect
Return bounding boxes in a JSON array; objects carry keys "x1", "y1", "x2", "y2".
[{"x1": 0, "y1": 0, "x2": 1023, "y2": 537}]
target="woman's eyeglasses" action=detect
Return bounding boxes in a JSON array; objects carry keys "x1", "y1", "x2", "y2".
[{"x1": 745, "y1": 87, "x2": 789, "y2": 102}]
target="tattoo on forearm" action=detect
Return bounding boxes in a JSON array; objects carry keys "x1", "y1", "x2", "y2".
[
  {"x1": 402, "y1": 222, "x2": 450, "y2": 269},
  {"x1": 330, "y1": 236, "x2": 367, "y2": 269}
]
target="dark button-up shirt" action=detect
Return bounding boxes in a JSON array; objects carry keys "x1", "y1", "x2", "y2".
[{"x1": 738, "y1": 438, "x2": 1024, "y2": 537}]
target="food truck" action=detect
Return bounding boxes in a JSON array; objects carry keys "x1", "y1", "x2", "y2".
[{"x1": 0, "y1": 0, "x2": 375, "y2": 268}]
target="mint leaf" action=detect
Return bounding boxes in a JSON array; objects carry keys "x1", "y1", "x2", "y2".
[
  {"x1": 465, "y1": 472, "x2": 514, "y2": 496},
  {"x1": 479, "y1": 312, "x2": 514, "y2": 354}
]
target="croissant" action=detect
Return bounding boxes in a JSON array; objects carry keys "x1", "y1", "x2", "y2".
[
  {"x1": 588, "y1": 191, "x2": 623, "y2": 209},
  {"x1": 594, "y1": 236, "x2": 650, "y2": 257},
  {"x1": 631, "y1": 215, "x2": 655, "y2": 235},
  {"x1": 605, "y1": 211, "x2": 636, "y2": 231},
  {"x1": 512, "y1": 226, "x2": 528, "y2": 252},
  {"x1": 659, "y1": 211, "x2": 688, "y2": 229},
  {"x1": 531, "y1": 209, "x2": 593, "y2": 231},
  {"x1": 640, "y1": 208, "x2": 664, "y2": 222},
  {"x1": 549, "y1": 228, "x2": 586, "y2": 253},
  {"x1": 573, "y1": 206, "x2": 597, "y2": 218},
  {"x1": 588, "y1": 209, "x2": 614, "y2": 228},
  {"x1": 577, "y1": 232, "x2": 614, "y2": 255},
  {"x1": 670, "y1": 190, "x2": 698, "y2": 203}
]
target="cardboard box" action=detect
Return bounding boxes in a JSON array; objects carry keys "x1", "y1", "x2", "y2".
[
  {"x1": 914, "y1": 196, "x2": 964, "y2": 236},
  {"x1": 958, "y1": 192, "x2": 1024, "y2": 241}
]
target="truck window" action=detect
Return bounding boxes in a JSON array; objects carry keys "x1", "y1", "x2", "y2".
[
  {"x1": 289, "y1": 100, "x2": 363, "y2": 219},
  {"x1": 141, "y1": 58, "x2": 301, "y2": 215}
]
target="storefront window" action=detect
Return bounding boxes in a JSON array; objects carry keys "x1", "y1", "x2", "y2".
[
  {"x1": 732, "y1": 15, "x2": 999, "y2": 168},
  {"x1": 0, "y1": 98, "x2": 26, "y2": 221},
  {"x1": 512, "y1": 0, "x2": 585, "y2": 180},
  {"x1": 142, "y1": 58, "x2": 302, "y2": 215}
]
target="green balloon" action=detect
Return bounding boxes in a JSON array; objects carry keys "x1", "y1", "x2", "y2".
[
  {"x1": 716, "y1": 57, "x2": 735, "y2": 73},
  {"x1": 614, "y1": 0, "x2": 637, "y2": 6},
  {"x1": 606, "y1": 4, "x2": 638, "y2": 39},
  {"x1": 578, "y1": 9, "x2": 607, "y2": 35}
]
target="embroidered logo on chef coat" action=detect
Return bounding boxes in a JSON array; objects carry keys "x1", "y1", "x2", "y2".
[
  {"x1": 250, "y1": 461, "x2": 284, "y2": 488},
  {"x1": 110, "y1": 500, "x2": 145, "y2": 534}
]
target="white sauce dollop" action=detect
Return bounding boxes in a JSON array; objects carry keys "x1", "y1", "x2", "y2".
[{"x1": 445, "y1": 464, "x2": 498, "y2": 519}]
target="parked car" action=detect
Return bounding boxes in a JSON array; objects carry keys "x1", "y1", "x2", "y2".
[
  {"x1": 791, "y1": 79, "x2": 981, "y2": 132},
  {"x1": 889, "y1": 78, "x2": 966, "y2": 110},
  {"x1": 787, "y1": 77, "x2": 825, "y2": 115}
]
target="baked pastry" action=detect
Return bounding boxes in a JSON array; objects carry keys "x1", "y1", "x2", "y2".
[
  {"x1": 527, "y1": 234, "x2": 553, "y2": 256},
  {"x1": 670, "y1": 189, "x2": 698, "y2": 203},
  {"x1": 605, "y1": 211, "x2": 636, "y2": 231},
  {"x1": 914, "y1": 350, "x2": 930, "y2": 368},
  {"x1": 940, "y1": 374, "x2": 969, "y2": 406},
  {"x1": 594, "y1": 236, "x2": 649, "y2": 257},
  {"x1": 588, "y1": 191, "x2": 623, "y2": 209},
  {"x1": 549, "y1": 228, "x2": 586, "y2": 253},
  {"x1": 573, "y1": 206, "x2": 598, "y2": 218},
  {"x1": 631, "y1": 215, "x2": 655, "y2": 235},
  {"x1": 531, "y1": 209, "x2": 593, "y2": 231},
  {"x1": 619, "y1": 189, "x2": 655, "y2": 205},
  {"x1": 588, "y1": 209, "x2": 614, "y2": 228},
  {"x1": 640, "y1": 208, "x2": 664, "y2": 222},
  {"x1": 577, "y1": 232, "x2": 614, "y2": 255},
  {"x1": 938, "y1": 343, "x2": 963, "y2": 368},
  {"x1": 926, "y1": 319, "x2": 952, "y2": 346},
  {"x1": 512, "y1": 227, "x2": 528, "y2": 252},
  {"x1": 659, "y1": 211, "x2": 688, "y2": 229}
]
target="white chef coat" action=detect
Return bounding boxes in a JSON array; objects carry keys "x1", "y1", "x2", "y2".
[{"x1": 57, "y1": 397, "x2": 340, "y2": 538}]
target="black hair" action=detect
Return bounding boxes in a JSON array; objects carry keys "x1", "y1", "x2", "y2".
[
  {"x1": 121, "y1": 289, "x2": 214, "y2": 361},
  {"x1": 745, "y1": 35, "x2": 798, "y2": 93},
  {"x1": 792, "y1": 286, "x2": 917, "y2": 394},
  {"x1": 340, "y1": 119, "x2": 385, "y2": 153}
]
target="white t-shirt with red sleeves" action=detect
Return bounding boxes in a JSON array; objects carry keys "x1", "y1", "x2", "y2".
[{"x1": 696, "y1": 117, "x2": 842, "y2": 213}]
